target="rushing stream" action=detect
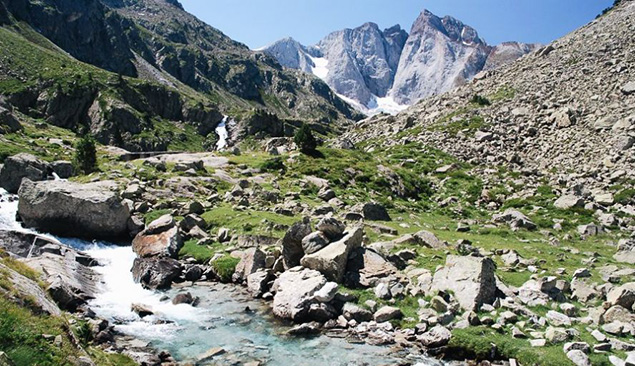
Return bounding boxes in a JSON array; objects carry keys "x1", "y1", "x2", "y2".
[
  {"x1": 0, "y1": 189, "x2": 443, "y2": 365},
  {"x1": 216, "y1": 116, "x2": 230, "y2": 151}
]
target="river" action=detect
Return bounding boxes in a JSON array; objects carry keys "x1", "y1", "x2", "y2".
[{"x1": 0, "y1": 189, "x2": 444, "y2": 365}]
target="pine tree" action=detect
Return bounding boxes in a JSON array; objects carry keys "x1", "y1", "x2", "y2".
[
  {"x1": 294, "y1": 123, "x2": 317, "y2": 153},
  {"x1": 73, "y1": 135, "x2": 98, "y2": 175}
]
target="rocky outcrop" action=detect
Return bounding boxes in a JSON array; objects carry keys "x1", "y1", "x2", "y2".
[
  {"x1": 431, "y1": 255, "x2": 497, "y2": 311},
  {"x1": 300, "y1": 227, "x2": 363, "y2": 282},
  {"x1": 0, "y1": 262, "x2": 62, "y2": 316},
  {"x1": 0, "y1": 153, "x2": 49, "y2": 194},
  {"x1": 0, "y1": 230, "x2": 61, "y2": 258},
  {"x1": 17, "y1": 179, "x2": 132, "y2": 241},
  {"x1": 26, "y1": 250, "x2": 101, "y2": 312},
  {"x1": 132, "y1": 215, "x2": 182, "y2": 259},
  {"x1": 0, "y1": 106, "x2": 21, "y2": 133},
  {"x1": 0, "y1": 230, "x2": 100, "y2": 312}
]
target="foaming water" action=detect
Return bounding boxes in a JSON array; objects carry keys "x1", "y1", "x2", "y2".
[
  {"x1": 0, "y1": 189, "x2": 23, "y2": 232},
  {"x1": 0, "y1": 189, "x2": 444, "y2": 365},
  {"x1": 216, "y1": 116, "x2": 230, "y2": 150}
]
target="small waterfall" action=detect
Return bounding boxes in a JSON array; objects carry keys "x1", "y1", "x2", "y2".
[{"x1": 216, "y1": 115, "x2": 230, "y2": 151}]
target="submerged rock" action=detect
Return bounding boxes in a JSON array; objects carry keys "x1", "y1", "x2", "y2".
[{"x1": 18, "y1": 179, "x2": 132, "y2": 241}]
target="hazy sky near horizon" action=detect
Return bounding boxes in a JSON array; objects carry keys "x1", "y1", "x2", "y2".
[{"x1": 179, "y1": 0, "x2": 613, "y2": 49}]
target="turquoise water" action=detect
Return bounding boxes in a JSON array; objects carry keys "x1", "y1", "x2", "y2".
[{"x1": 1, "y1": 190, "x2": 444, "y2": 365}]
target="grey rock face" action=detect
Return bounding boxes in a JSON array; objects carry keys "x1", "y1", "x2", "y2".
[
  {"x1": 271, "y1": 267, "x2": 328, "y2": 321},
  {"x1": 316, "y1": 22, "x2": 408, "y2": 105},
  {"x1": 431, "y1": 255, "x2": 497, "y2": 311},
  {"x1": 0, "y1": 153, "x2": 49, "y2": 194},
  {"x1": 484, "y1": 42, "x2": 540, "y2": 71},
  {"x1": 264, "y1": 10, "x2": 534, "y2": 111},
  {"x1": 18, "y1": 179, "x2": 132, "y2": 240},
  {"x1": 391, "y1": 10, "x2": 491, "y2": 105},
  {"x1": 259, "y1": 37, "x2": 315, "y2": 74}
]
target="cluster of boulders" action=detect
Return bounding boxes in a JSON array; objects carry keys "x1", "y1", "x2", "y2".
[{"x1": 0, "y1": 153, "x2": 73, "y2": 193}]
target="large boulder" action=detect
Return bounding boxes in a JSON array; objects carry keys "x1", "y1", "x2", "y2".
[
  {"x1": 358, "y1": 202, "x2": 391, "y2": 221},
  {"x1": 492, "y1": 209, "x2": 536, "y2": 230},
  {"x1": 418, "y1": 325, "x2": 452, "y2": 348},
  {"x1": 614, "y1": 239, "x2": 635, "y2": 264},
  {"x1": 247, "y1": 269, "x2": 273, "y2": 298},
  {"x1": 554, "y1": 195, "x2": 584, "y2": 210},
  {"x1": 300, "y1": 227, "x2": 363, "y2": 282},
  {"x1": 281, "y1": 218, "x2": 312, "y2": 269},
  {"x1": 233, "y1": 248, "x2": 266, "y2": 283},
  {"x1": 0, "y1": 153, "x2": 49, "y2": 193},
  {"x1": 607, "y1": 283, "x2": 635, "y2": 310},
  {"x1": 301, "y1": 231, "x2": 330, "y2": 255},
  {"x1": 344, "y1": 247, "x2": 400, "y2": 288},
  {"x1": 0, "y1": 106, "x2": 22, "y2": 134},
  {"x1": 316, "y1": 217, "x2": 346, "y2": 240},
  {"x1": 132, "y1": 215, "x2": 182, "y2": 259},
  {"x1": 131, "y1": 257, "x2": 182, "y2": 290},
  {"x1": 272, "y1": 267, "x2": 328, "y2": 322},
  {"x1": 17, "y1": 179, "x2": 132, "y2": 241},
  {"x1": 431, "y1": 255, "x2": 497, "y2": 311}
]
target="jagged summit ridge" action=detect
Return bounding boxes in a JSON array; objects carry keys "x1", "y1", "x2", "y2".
[{"x1": 261, "y1": 9, "x2": 538, "y2": 114}]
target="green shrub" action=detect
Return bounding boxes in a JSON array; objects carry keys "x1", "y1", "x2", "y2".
[
  {"x1": 470, "y1": 94, "x2": 491, "y2": 106},
  {"x1": 615, "y1": 188, "x2": 635, "y2": 204},
  {"x1": 72, "y1": 135, "x2": 97, "y2": 175},
  {"x1": 294, "y1": 123, "x2": 317, "y2": 153},
  {"x1": 211, "y1": 256, "x2": 240, "y2": 283},
  {"x1": 260, "y1": 157, "x2": 285, "y2": 172}
]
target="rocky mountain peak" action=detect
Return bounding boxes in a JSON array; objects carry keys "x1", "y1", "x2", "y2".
[
  {"x1": 262, "y1": 8, "x2": 535, "y2": 114},
  {"x1": 163, "y1": 0, "x2": 183, "y2": 10}
]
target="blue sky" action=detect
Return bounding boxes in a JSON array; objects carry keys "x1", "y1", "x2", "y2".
[{"x1": 179, "y1": 0, "x2": 614, "y2": 49}]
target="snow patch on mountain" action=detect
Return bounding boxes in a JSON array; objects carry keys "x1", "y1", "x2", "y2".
[
  {"x1": 309, "y1": 55, "x2": 329, "y2": 79},
  {"x1": 261, "y1": 9, "x2": 538, "y2": 115}
]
